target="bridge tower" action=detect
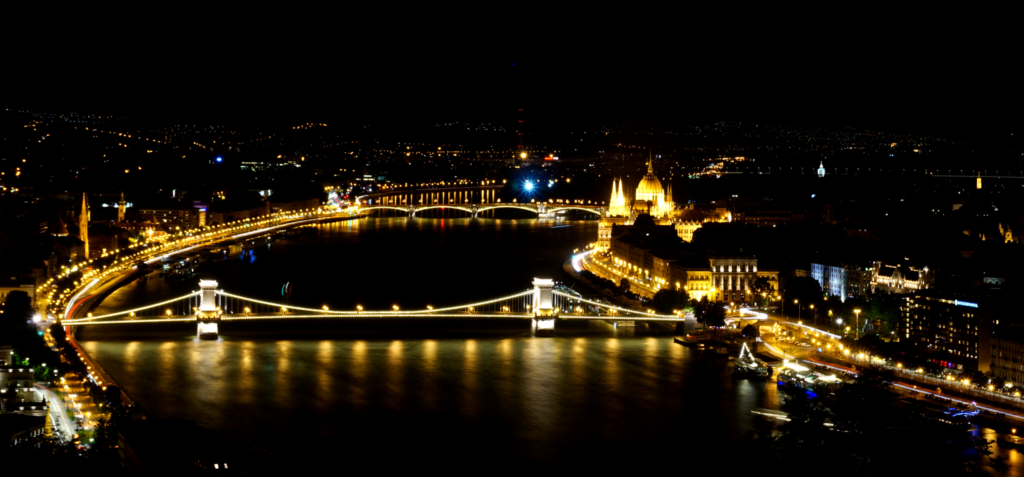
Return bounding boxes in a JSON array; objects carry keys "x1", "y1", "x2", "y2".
[
  {"x1": 196, "y1": 280, "x2": 222, "y2": 340},
  {"x1": 531, "y1": 278, "x2": 557, "y2": 336},
  {"x1": 536, "y1": 203, "x2": 551, "y2": 218}
]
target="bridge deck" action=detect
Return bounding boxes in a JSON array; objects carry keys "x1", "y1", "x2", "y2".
[{"x1": 64, "y1": 311, "x2": 683, "y2": 325}]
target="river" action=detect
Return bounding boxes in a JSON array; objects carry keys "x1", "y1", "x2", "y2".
[{"x1": 76, "y1": 217, "x2": 783, "y2": 471}]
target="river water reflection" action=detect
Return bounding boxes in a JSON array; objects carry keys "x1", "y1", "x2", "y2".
[{"x1": 79, "y1": 218, "x2": 778, "y2": 470}]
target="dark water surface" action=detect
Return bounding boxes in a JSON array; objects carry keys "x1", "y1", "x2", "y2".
[{"x1": 78, "y1": 217, "x2": 781, "y2": 471}]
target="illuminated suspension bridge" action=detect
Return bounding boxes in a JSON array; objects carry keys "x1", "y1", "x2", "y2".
[{"x1": 62, "y1": 279, "x2": 683, "y2": 339}]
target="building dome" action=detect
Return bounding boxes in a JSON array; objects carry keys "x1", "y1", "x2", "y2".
[
  {"x1": 637, "y1": 174, "x2": 663, "y2": 198},
  {"x1": 636, "y1": 160, "x2": 663, "y2": 200}
]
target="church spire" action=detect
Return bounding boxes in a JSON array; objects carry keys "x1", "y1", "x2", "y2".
[
  {"x1": 79, "y1": 193, "x2": 89, "y2": 259},
  {"x1": 117, "y1": 191, "x2": 126, "y2": 223},
  {"x1": 647, "y1": 152, "x2": 654, "y2": 174}
]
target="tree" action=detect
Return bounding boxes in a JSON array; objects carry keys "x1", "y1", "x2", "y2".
[
  {"x1": 782, "y1": 276, "x2": 824, "y2": 308},
  {"x1": 862, "y1": 290, "x2": 901, "y2": 336},
  {"x1": 741, "y1": 323, "x2": 760, "y2": 339},
  {"x1": 50, "y1": 322, "x2": 68, "y2": 348},
  {"x1": 1, "y1": 291, "x2": 60, "y2": 375},
  {"x1": 750, "y1": 277, "x2": 775, "y2": 307},
  {"x1": 649, "y1": 289, "x2": 688, "y2": 315},
  {"x1": 693, "y1": 296, "x2": 727, "y2": 330}
]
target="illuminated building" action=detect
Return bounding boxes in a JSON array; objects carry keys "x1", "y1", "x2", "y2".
[
  {"x1": 50, "y1": 217, "x2": 68, "y2": 237},
  {"x1": 597, "y1": 215, "x2": 778, "y2": 301},
  {"x1": 900, "y1": 291, "x2": 991, "y2": 372},
  {"x1": 138, "y1": 207, "x2": 203, "y2": 230},
  {"x1": 673, "y1": 203, "x2": 730, "y2": 242},
  {"x1": 633, "y1": 159, "x2": 673, "y2": 218},
  {"x1": 871, "y1": 262, "x2": 932, "y2": 293},
  {"x1": 606, "y1": 178, "x2": 629, "y2": 218},
  {"x1": 811, "y1": 262, "x2": 873, "y2": 301},
  {"x1": 117, "y1": 192, "x2": 126, "y2": 223},
  {"x1": 78, "y1": 193, "x2": 90, "y2": 260},
  {"x1": 991, "y1": 335, "x2": 1024, "y2": 387},
  {"x1": 999, "y1": 223, "x2": 1017, "y2": 244},
  {"x1": 817, "y1": 161, "x2": 825, "y2": 178}
]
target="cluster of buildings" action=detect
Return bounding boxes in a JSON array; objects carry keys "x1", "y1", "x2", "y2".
[
  {"x1": 598, "y1": 159, "x2": 730, "y2": 250},
  {"x1": 591, "y1": 160, "x2": 777, "y2": 302},
  {"x1": 3, "y1": 191, "x2": 324, "y2": 304},
  {"x1": 808, "y1": 260, "x2": 933, "y2": 303}
]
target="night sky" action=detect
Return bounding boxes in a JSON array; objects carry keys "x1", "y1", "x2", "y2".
[{"x1": 7, "y1": 8, "x2": 1020, "y2": 141}]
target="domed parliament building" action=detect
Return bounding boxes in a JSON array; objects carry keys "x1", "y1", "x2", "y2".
[
  {"x1": 587, "y1": 159, "x2": 776, "y2": 304},
  {"x1": 598, "y1": 159, "x2": 730, "y2": 250}
]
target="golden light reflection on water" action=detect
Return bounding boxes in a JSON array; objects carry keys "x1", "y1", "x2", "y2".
[
  {"x1": 237, "y1": 341, "x2": 255, "y2": 406},
  {"x1": 522, "y1": 338, "x2": 557, "y2": 438},
  {"x1": 978, "y1": 427, "x2": 1024, "y2": 476},
  {"x1": 496, "y1": 339, "x2": 515, "y2": 398},
  {"x1": 206, "y1": 340, "x2": 227, "y2": 408},
  {"x1": 571, "y1": 338, "x2": 587, "y2": 402},
  {"x1": 386, "y1": 341, "x2": 404, "y2": 409},
  {"x1": 605, "y1": 338, "x2": 621, "y2": 394},
  {"x1": 761, "y1": 373, "x2": 779, "y2": 409},
  {"x1": 157, "y1": 342, "x2": 178, "y2": 413},
  {"x1": 124, "y1": 341, "x2": 140, "y2": 376},
  {"x1": 351, "y1": 341, "x2": 367, "y2": 409},
  {"x1": 88, "y1": 328, "x2": 792, "y2": 466},
  {"x1": 463, "y1": 339, "x2": 478, "y2": 416},
  {"x1": 421, "y1": 340, "x2": 438, "y2": 410},
  {"x1": 275, "y1": 341, "x2": 293, "y2": 408},
  {"x1": 316, "y1": 340, "x2": 334, "y2": 407},
  {"x1": 644, "y1": 337, "x2": 659, "y2": 372}
]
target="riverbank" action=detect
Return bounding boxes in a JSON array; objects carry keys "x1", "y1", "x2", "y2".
[{"x1": 61, "y1": 212, "x2": 368, "y2": 411}]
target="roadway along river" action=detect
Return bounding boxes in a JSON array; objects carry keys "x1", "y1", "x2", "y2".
[{"x1": 77, "y1": 217, "x2": 782, "y2": 471}]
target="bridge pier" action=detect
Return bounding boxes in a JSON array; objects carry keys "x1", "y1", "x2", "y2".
[
  {"x1": 196, "y1": 280, "x2": 221, "y2": 340},
  {"x1": 531, "y1": 278, "x2": 557, "y2": 336}
]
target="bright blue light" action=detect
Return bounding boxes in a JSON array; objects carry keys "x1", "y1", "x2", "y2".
[
  {"x1": 524, "y1": 181, "x2": 534, "y2": 191},
  {"x1": 215, "y1": 156, "x2": 223, "y2": 163}
]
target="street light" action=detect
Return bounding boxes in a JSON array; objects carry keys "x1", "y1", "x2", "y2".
[
  {"x1": 794, "y1": 299, "x2": 800, "y2": 322},
  {"x1": 854, "y1": 309, "x2": 862, "y2": 340}
]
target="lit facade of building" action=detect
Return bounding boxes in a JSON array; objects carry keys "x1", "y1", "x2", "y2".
[
  {"x1": 633, "y1": 160, "x2": 673, "y2": 219},
  {"x1": 78, "y1": 193, "x2": 90, "y2": 259},
  {"x1": 811, "y1": 262, "x2": 872, "y2": 302},
  {"x1": 595, "y1": 216, "x2": 778, "y2": 302},
  {"x1": 598, "y1": 165, "x2": 731, "y2": 249},
  {"x1": 991, "y1": 337, "x2": 1024, "y2": 387},
  {"x1": 607, "y1": 178, "x2": 629, "y2": 218},
  {"x1": 899, "y1": 292, "x2": 991, "y2": 371},
  {"x1": 138, "y1": 208, "x2": 202, "y2": 231},
  {"x1": 872, "y1": 262, "x2": 932, "y2": 293}
]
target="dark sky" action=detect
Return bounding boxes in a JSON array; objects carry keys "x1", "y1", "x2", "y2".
[{"x1": 7, "y1": 7, "x2": 1020, "y2": 141}]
